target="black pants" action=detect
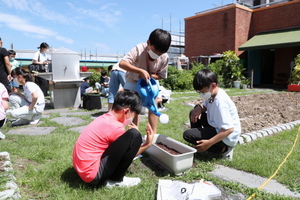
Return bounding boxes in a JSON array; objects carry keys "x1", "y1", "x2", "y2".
[
  {"x1": 34, "y1": 76, "x2": 48, "y2": 96},
  {"x1": 89, "y1": 128, "x2": 142, "y2": 186},
  {"x1": 0, "y1": 118, "x2": 6, "y2": 128},
  {"x1": 183, "y1": 109, "x2": 227, "y2": 153}
]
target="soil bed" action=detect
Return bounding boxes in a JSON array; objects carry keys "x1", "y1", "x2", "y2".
[{"x1": 154, "y1": 142, "x2": 182, "y2": 155}]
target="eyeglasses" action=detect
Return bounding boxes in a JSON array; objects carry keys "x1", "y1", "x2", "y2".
[{"x1": 196, "y1": 87, "x2": 209, "y2": 94}]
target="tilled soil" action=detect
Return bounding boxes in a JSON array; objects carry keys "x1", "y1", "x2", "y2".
[{"x1": 185, "y1": 92, "x2": 300, "y2": 134}]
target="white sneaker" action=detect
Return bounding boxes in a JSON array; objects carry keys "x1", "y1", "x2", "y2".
[
  {"x1": 30, "y1": 113, "x2": 42, "y2": 125},
  {"x1": 29, "y1": 119, "x2": 40, "y2": 125},
  {"x1": 0, "y1": 130, "x2": 5, "y2": 139},
  {"x1": 105, "y1": 176, "x2": 141, "y2": 188},
  {"x1": 12, "y1": 118, "x2": 29, "y2": 126},
  {"x1": 222, "y1": 146, "x2": 234, "y2": 161}
]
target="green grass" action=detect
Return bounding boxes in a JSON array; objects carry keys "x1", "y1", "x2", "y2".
[{"x1": 0, "y1": 88, "x2": 299, "y2": 199}]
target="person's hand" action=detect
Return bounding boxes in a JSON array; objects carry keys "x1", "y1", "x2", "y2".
[
  {"x1": 194, "y1": 139, "x2": 212, "y2": 152},
  {"x1": 150, "y1": 73, "x2": 159, "y2": 80},
  {"x1": 128, "y1": 122, "x2": 139, "y2": 131},
  {"x1": 27, "y1": 105, "x2": 34, "y2": 111},
  {"x1": 145, "y1": 123, "x2": 154, "y2": 147},
  {"x1": 190, "y1": 106, "x2": 202, "y2": 123},
  {"x1": 155, "y1": 97, "x2": 162, "y2": 103},
  {"x1": 7, "y1": 75, "x2": 12, "y2": 81},
  {"x1": 140, "y1": 70, "x2": 150, "y2": 82}
]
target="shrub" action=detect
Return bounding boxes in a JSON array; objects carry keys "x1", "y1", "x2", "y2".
[
  {"x1": 289, "y1": 54, "x2": 300, "y2": 85},
  {"x1": 160, "y1": 66, "x2": 181, "y2": 90},
  {"x1": 175, "y1": 70, "x2": 193, "y2": 90},
  {"x1": 88, "y1": 70, "x2": 101, "y2": 88}
]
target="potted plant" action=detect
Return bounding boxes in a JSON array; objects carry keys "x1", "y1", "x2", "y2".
[
  {"x1": 241, "y1": 78, "x2": 250, "y2": 89},
  {"x1": 288, "y1": 54, "x2": 300, "y2": 92},
  {"x1": 222, "y1": 50, "x2": 246, "y2": 88}
]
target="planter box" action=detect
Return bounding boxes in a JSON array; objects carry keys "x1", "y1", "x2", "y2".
[
  {"x1": 143, "y1": 134, "x2": 196, "y2": 175},
  {"x1": 288, "y1": 85, "x2": 300, "y2": 92}
]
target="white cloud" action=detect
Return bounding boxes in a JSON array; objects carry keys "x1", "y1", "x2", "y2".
[
  {"x1": 2, "y1": 0, "x2": 122, "y2": 30},
  {"x1": 67, "y1": 3, "x2": 122, "y2": 28},
  {"x1": 55, "y1": 36, "x2": 74, "y2": 44},
  {"x1": 94, "y1": 43, "x2": 111, "y2": 53},
  {"x1": 0, "y1": 13, "x2": 74, "y2": 44},
  {"x1": 2, "y1": 0, "x2": 76, "y2": 25},
  {"x1": 0, "y1": 13, "x2": 56, "y2": 37}
]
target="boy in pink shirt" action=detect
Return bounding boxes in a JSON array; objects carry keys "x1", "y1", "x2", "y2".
[{"x1": 73, "y1": 90, "x2": 154, "y2": 188}]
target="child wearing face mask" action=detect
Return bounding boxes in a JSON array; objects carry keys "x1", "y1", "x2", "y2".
[
  {"x1": 73, "y1": 90, "x2": 154, "y2": 188},
  {"x1": 119, "y1": 28, "x2": 171, "y2": 135},
  {"x1": 8, "y1": 67, "x2": 45, "y2": 126},
  {"x1": 8, "y1": 50, "x2": 20, "y2": 93},
  {"x1": 183, "y1": 69, "x2": 241, "y2": 161}
]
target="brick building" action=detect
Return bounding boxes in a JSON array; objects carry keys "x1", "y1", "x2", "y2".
[{"x1": 185, "y1": 0, "x2": 300, "y2": 85}]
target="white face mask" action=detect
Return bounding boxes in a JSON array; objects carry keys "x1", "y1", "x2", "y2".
[
  {"x1": 199, "y1": 92, "x2": 211, "y2": 101},
  {"x1": 13, "y1": 78, "x2": 21, "y2": 85},
  {"x1": 123, "y1": 111, "x2": 133, "y2": 126},
  {"x1": 147, "y1": 49, "x2": 159, "y2": 60},
  {"x1": 123, "y1": 118, "x2": 133, "y2": 126}
]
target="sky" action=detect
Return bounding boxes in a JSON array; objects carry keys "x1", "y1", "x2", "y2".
[{"x1": 0, "y1": 0, "x2": 235, "y2": 55}]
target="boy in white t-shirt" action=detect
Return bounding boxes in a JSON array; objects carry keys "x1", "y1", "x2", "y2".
[{"x1": 183, "y1": 69, "x2": 241, "y2": 160}]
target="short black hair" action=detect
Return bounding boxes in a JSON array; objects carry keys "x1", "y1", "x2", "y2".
[
  {"x1": 11, "y1": 67, "x2": 33, "y2": 82},
  {"x1": 112, "y1": 90, "x2": 142, "y2": 114},
  {"x1": 8, "y1": 50, "x2": 16, "y2": 56},
  {"x1": 38, "y1": 42, "x2": 49, "y2": 49},
  {"x1": 193, "y1": 69, "x2": 218, "y2": 90},
  {"x1": 108, "y1": 65, "x2": 113, "y2": 72},
  {"x1": 101, "y1": 70, "x2": 107, "y2": 76},
  {"x1": 148, "y1": 29, "x2": 171, "y2": 53}
]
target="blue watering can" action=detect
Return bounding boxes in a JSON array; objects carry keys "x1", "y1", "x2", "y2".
[
  {"x1": 137, "y1": 77, "x2": 169, "y2": 124},
  {"x1": 137, "y1": 77, "x2": 161, "y2": 116}
]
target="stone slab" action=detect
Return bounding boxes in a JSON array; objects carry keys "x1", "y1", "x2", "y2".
[
  {"x1": 69, "y1": 126, "x2": 87, "y2": 133},
  {"x1": 210, "y1": 164, "x2": 300, "y2": 198},
  {"x1": 60, "y1": 111, "x2": 94, "y2": 116},
  {"x1": 51, "y1": 117, "x2": 86, "y2": 126},
  {"x1": 6, "y1": 127, "x2": 56, "y2": 136}
]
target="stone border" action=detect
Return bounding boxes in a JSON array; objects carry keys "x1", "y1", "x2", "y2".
[
  {"x1": 0, "y1": 152, "x2": 21, "y2": 200},
  {"x1": 238, "y1": 120, "x2": 300, "y2": 144}
]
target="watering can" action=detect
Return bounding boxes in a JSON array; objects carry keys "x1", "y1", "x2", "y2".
[{"x1": 137, "y1": 77, "x2": 169, "y2": 124}]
